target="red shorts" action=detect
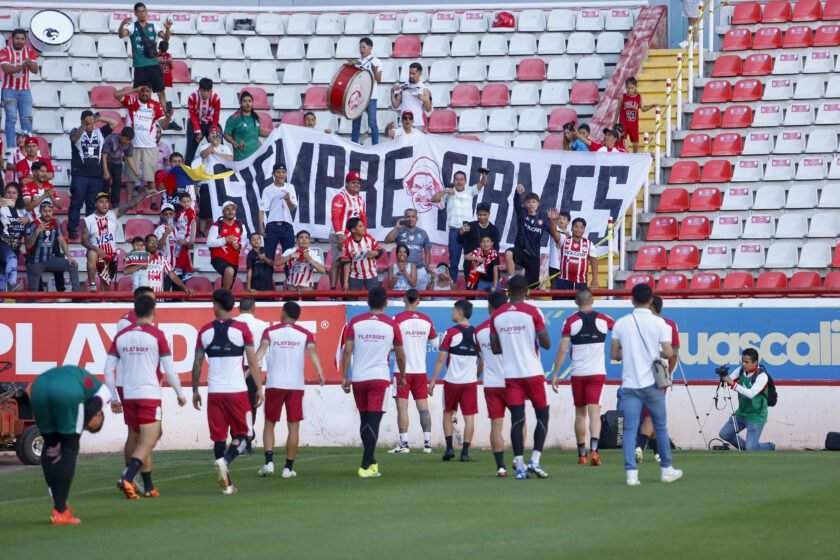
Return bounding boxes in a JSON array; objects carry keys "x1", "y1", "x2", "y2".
[
  {"x1": 622, "y1": 123, "x2": 639, "y2": 143},
  {"x1": 122, "y1": 398, "x2": 162, "y2": 433},
  {"x1": 353, "y1": 379, "x2": 390, "y2": 412},
  {"x1": 395, "y1": 373, "x2": 428, "y2": 400},
  {"x1": 207, "y1": 392, "x2": 252, "y2": 442},
  {"x1": 117, "y1": 387, "x2": 129, "y2": 427},
  {"x1": 265, "y1": 388, "x2": 304, "y2": 423},
  {"x1": 484, "y1": 387, "x2": 508, "y2": 419},
  {"x1": 571, "y1": 375, "x2": 606, "y2": 408},
  {"x1": 443, "y1": 381, "x2": 478, "y2": 415},
  {"x1": 505, "y1": 376, "x2": 548, "y2": 409},
  {"x1": 642, "y1": 387, "x2": 669, "y2": 418}
]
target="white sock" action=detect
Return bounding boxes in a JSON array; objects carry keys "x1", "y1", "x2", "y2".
[
  {"x1": 399, "y1": 432, "x2": 408, "y2": 446},
  {"x1": 423, "y1": 432, "x2": 431, "y2": 445},
  {"x1": 531, "y1": 450, "x2": 542, "y2": 464},
  {"x1": 514, "y1": 455, "x2": 524, "y2": 470}
]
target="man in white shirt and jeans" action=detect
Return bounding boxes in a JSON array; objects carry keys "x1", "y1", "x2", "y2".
[
  {"x1": 351, "y1": 37, "x2": 382, "y2": 145},
  {"x1": 610, "y1": 283, "x2": 682, "y2": 486},
  {"x1": 259, "y1": 163, "x2": 297, "y2": 263},
  {"x1": 431, "y1": 169, "x2": 488, "y2": 281}
]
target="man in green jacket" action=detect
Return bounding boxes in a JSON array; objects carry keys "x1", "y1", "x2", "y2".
[{"x1": 719, "y1": 348, "x2": 776, "y2": 451}]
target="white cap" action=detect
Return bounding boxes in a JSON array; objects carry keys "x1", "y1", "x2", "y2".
[
  {"x1": 221, "y1": 200, "x2": 237, "y2": 211},
  {"x1": 160, "y1": 203, "x2": 175, "y2": 213}
]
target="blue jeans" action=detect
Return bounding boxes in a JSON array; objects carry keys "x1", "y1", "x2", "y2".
[
  {"x1": 264, "y1": 221, "x2": 295, "y2": 262},
  {"x1": 69, "y1": 175, "x2": 103, "y2": 235},
  {"x1": 0, "y1": 242, "x2": 18, "y2": 291},
  {"x1": 619, "y1": 385, "x2": 672, "y2": 469},
  {"x1": 351, "y1": 98, "x2": 378, "y2": 145},
  {"x1": 2, "y1": 88, "x2": 33, "y2": 150},
  {"x1": 720, "y1": 414, "x2": 775, "y2": 451},
  {"x1": 447, "y1": 227, "x2": 463, "y2": 281}
]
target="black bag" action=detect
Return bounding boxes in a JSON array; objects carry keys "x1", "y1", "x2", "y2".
[
  {"x1": 135, "y1": 22, "x2": 157, "y2": 59},
  {"x1": 826, "y1": 432, "x2": 840, "y2": 451},
  {"x1": 763, "y1": 369, "x2": 778, "y2": 407},
  {"x1": 233, "y1": 18, "x2": 255, "y2": 31},
  {"x1": 599, "y1": 410, "x2": 624, "y2": 449}
]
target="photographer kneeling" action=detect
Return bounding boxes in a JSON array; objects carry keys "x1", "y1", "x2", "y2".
[{"x1": 718, "y1": 349, "x2": 776, "y2": 451}]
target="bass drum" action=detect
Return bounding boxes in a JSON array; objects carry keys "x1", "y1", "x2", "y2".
[
  {"x1": 29, "y1": 10, "x2": 75, "y2": 53},
  {"x1": 327, "y1": 64, "x2": 374, "y2": 121}
]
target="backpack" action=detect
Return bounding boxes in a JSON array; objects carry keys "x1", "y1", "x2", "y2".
[{"x1": 763, "y1": 369, "x2": 778, "y2": 407}]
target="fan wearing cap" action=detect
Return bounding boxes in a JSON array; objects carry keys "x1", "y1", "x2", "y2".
[
  {"x1": 24, "y1": 199, "x2": 81, "y2": 293},
  {"x1": 386, "y1": 111, "x2": 420, "y2": 140},
  {"x1": 15, "y1": 137, "x2": 53, "y2": 185},
  {"x1": 30, "y1": 365, "x2": 110, "y2": 525},
  {"x1": 22, "y1": 162, "x2": 61, "y2": 213},
  {"x1": 123, "y1": 230, "x2": 193, "y2": 294},
  {"x1": 197, "y1": 125, "x2": 233, "y2": 236},
  {"x1": 81, "y1": 191, "x2": 145, "y2": 292},
  {"x1": 259, "y1": 163, "x2": 297, "y2": 266},
  {"x1": 596, "y1": 129, "x2": 627, "y2": 153},
  {"x1": 207, "y1": 200, "x2": 247, "y2": 290},
  {"x1": 329, "y1": 171, "x2": 367, "y2": 290}
]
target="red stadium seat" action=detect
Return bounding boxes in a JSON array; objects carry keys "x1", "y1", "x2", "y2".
[
  {"x1": 185, "y1": 276, "x2": 212, "y2": 292},
  {"x1": 722, "y1": 28, "x2": 752, "y2": 51},
  {"x1": 681, "y1": 133, "x2": 712, "y2": 157},
  {"x1": 456, "y1": 135, "x2": 481, "y2": 142},
  {"x1": 666, "y1": 244, "x2": 700, "y2": 271},
  {"x1": 783, "y1": 26, "x2": 813, "y2": 48},
  {"x1": 700, "y1": 80, "x2": 732, "y2": 103},
  {"x1": 668, "y1": 161, "x2": 701, "y2": 184},
  {"x1": 116, "y1": 277, "x2": 133, "y2": 293},
  {"x1": 280, "y1": 112, "x2": 305, "y2": 126},
  {"x1": 61, "y1": 220, "x2": 80, "y2": 242},
  {"x1": 427, "y1": 110, "x2": 457, "y2": 133},
  {"x1": 257, "y1": 112, "x2": 273, "y2": 133},
  {"x1": 569, "y1": 82, "x2": 599, "y2": 104},
  {"x1": 742, "y1": 53, "x2": 773, "y2": 76},
  {"x1": 645, "y1": 216, "x2": 678, "y2": 241},
  {"x1": 33, "y1": 136, "x2": 51, "y2": 158},
  {"x1": 90, "y1": 85, "x2": 122, "y2": 108},
  {"x1": 516, "y1": 58, "x2": 546, "y2": 81},
  {"x1": 430, "y1": 245, "x2": 449, "y2": 267},
  {"x1": 824, "y1": 271, "x2": 840, "y2": 289},
  {"x1": 690, "y1": 106, "x2": 721, "y2": 130},
  {"x1": 657, "y1": 188, "x2": 690, "y2": 213},
  {"x1": 302, "y1": 86, "x2": 328, "y2": 110},
  {"x1": 689, "y1": 187, "x2": 722, "y2": 211},
  {"x1": 712, "y1": 55, "x2": 743, "y2": 77},
  {"x1": 731, "y1": 79, "x2": 762, "y2": 102},
  {"x1": 245, "y1": 87, "x2": 270, "y2": 110},
  {"x1": 757, "y1": 272, "x2": 788, "y2": 293},
  {"x1": 790, "y1": 271, "x2": 820, "y2": 290},
  {"x1": 678, "y1": 216, "x2": 711, "y2": 240},
  {"x1": 712, "y1": 133, "x2": 743, "y2": 156},
  {"x1": 700, "y1": 160, "x2": 733, "y2": 183},
  {"x1": 721, "y1": 105, "x2": 752, "y2": 128},
  {"x1": 690, "y1": 272, "x2": 721, "y2": 291},
  {"x1": 392, "y1": 36, "x2": 422, "y2": 58},
  {"x1": 480, "y1": 84, "x2": 510, "y2": 107},
  {"x1": 547, "y1": 108, "x2": 578, "y2": 131},
  {"x1": 813, "y1": 25, "x2": 840, "y2": 47},
  {"x1": 97, "y1": 111, "x2": 124, "y2": 134},
  {"x1": 793, "y1": 0, "x2": 822, "y2": 21},
  {"x1": 543, "y1": 134, "x2": 565, "y2": 150},
  {"x1": 213, "y1": 277, "x2": 245, "y2": 293},
  {"x1": 171, "y1": 61, "x2": 191, "y2": 83},
  {"x1": 762, "y1": 1, "x2": 792, "y2": 22},
  {"x1": 53, "y1": 190, "x2": 70, "y2": 214},
  {"x1": 723, "y1": 272, "x2": 754, "y2": 290},
  {"x1": 833, "y1": 244, "x2": 840, "y2": 267},
  {"x1": 125, "y1": 218, "x2": 155, "y2": 240},
  {"x1": 732, "y1": 2, "x2": 762, "y2": 24},
  {"x1": 753, "y1": 27, "x2": 783, "y2": 49},
  {"x1": 634, "y1": 245, "x2": 667, "y2": 271},
  {"x1": 825, "y1": 0, "x2": 840, "y2": 20},
  {"x1": 625, "y1": 273, "x2": 654, "y2": 290},
  {"x1": 657, "y1": 273, "x2": 688, "y2": 293},
  {"x1": 451, "y1": 84, "x2": 481, "y2": 107}
]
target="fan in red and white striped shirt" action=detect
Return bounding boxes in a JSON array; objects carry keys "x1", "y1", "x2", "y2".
[
  {"x1": 558, "y1": 218, "x2": 599, "y2": 287},
  {"x1": 341, "y1": 217, "x2": 382, "y2": 288},
  {"x1": 0, "y1": 40, "x2": 38, "y2": 91},
  {"x1": 187, "y1": 88, "x2": 221, "y2": 134},
  {"x1": 278, "y1": 232, "x2": 327, "y2": 290}
]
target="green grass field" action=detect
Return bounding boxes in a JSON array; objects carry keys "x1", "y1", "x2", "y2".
[{"x1": 2, "y1": 448, "x2": 839, "y2": 559}]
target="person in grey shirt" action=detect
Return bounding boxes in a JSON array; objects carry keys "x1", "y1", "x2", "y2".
[{"x1": 384, "y1": 208, "x2": 431, "y2": 288}]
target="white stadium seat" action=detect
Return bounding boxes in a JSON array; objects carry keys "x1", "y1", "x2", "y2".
[
  {"x1": 335, "y1": 37, "x2": 360, "y2": 59},
  {"x1": 803, "y1": 51, "x2": 833, "y2": 74},
  {"x1": 61, "y1": 84, "x2": 89, "y2": 107},
  {"x1": 511, "y1": 83, "x2": 540, "y2": 105},
  {"x1": 576, "y1": 56, "x2": 605, "y2": 80},
  {"x1": 32, "y1": 85, "x2": 60, "y2": 108},
  {"x1": 286, "y1": 14, "x2": 315, "y2": 36},
  {"x1": 481, "y1": 35, "x2": 509, "y2": 56},
  {"x1": 307, "y1": 37, "x2": 335, "y2": 60},
  {"x1": 721, "y1": 186, "x2": 753, "y2": 210},
  {"x1": 227, "y1": 13, "x2": 256, "y2": 35},
  {"x1": 374, "y1": 40, "x2": 392, "y2": 59},
  {"x1": 566, "y1": 32, "x2": 596, "y2": 54},
  {"x1": 68, "y1": 35, "x2": 97, "y2": 58},
  {"x1": 191, "y1": 61, "x2": 220, "y2": 83},
  {"x1": 488, "y1": 59, "x2": 516, "y2": 81},
  {"x1": 459, "y1": 11, "x2": 487, "y2": 33},
  {"x1": 317, "y1": 112, "x2": 340, "y2": 132},
  {"x1": 378, "y1": 61, "x2": 399, "y2": 84},
  {"x1": 710, "y1": 215, "x2": 743, "y2": 239},
  {"x1": 345, "y1": 13, "x2": 373, "y2": 35},
  {"x1": 97, "y1": 36, "x2": 126, "y2": 58},
  {"x1": 605, "y1": 8, "x2": 634, "y2": 30},
  {"x1": 825, "y1": 76, "x2": 840, "y2": 98},
  {"x1": 430, "y1": 60, "x2": 457, "y2": 82},
  {"x1": 773, "y1": 53, "x2": 803, "y2": 75},
  {"x1": 742, "y1": 132, "x2": 773, "y2": 155},
  {"x1": 423, "y1": 36, "x2": 450, "y2": 57},
  {"x1": 764, "y1": 242, "x2": 798, "y2": 268},
  {"x1": 518, "y1": 9, "x2": 546, "y2": 32},
  {"x1": 488, "y1": 108, "x2": 517, "y2": 132},
  {"x1": 798, "y1": 242, "x2": 832, "y2": 268},
  {"x1": 576, "y1": 9, "x2": 605, "y2": 31},
  {"x1": 518, "y1": 108, "x2": 547, "y2": 132},
  {"x1": 483, "y1": 134, "x2": 511, "y2": 148},
  {"x1": 171, "y1": 13, "x2": 196, "y2": 35},
  {"x1": 215, "y1": 37, "x2": 244, "y2": 60},
  {"x1": 732, "y1": 244, "x2": 765, "y2": 269},
  {"x1": 72, "y1": 60, "x2": 101, "y2": 82},
  {"x1": 220, "y1": 61, "x2": 249, "y2": 83},
  {"x1": 167, "y1": 37, "x2": 186, "y2": 59},
  {"x1": 276, "y1": 38, "x2": 306, "y2": 60},
  {"x1": 762, "y1": 78, "x2": 793, "y2": 101},
  {"x1": 508, "y1": 34, "x2": 537, "y2": 56},
  {"x1": 793, "y1": 77, "x2": 825, "y2": 100},
  {"x1": 796, "y1": 157, "x2": 828, "y2": 181},
  {"x1": 774, "y1": 131, "x2": 805, "y2": 154},
  {"x1": 186, "y1": 36, "x2": 215, "y2": 59},
  {"x1": 432, "y1": 12, "x2": 460, "y2": 34},
  {"x1": 829, "y1": 157, "x2": 840, "y2": 179},
  {"x1": 752, "y1": 185, "x2": 786, "y2": 210},
  {"x1": 33, "y1": 110, "x2": 64, "y2": 134},
  {"x1": 282, "y1": 62, "x2": 311, "y2": 85},
  {"x1": 753, "y1": 104, "x2": 784, "y2": 127},
  {"x1": 429, "y1": 84, "x2": 451, "y2": 108},
  {"x1": 540, "y1": 82, "x2": 570, "y2": 105},
  {"x1": 764, "y1": 158, "x2": 796, "y2": 181},
  {"x1": 513, "y1": 134, "x2": 543, "y2": 149},
  {"x1": 0, "y1": 8, "x2": 18, "y2": 31},
  {"x1": 816, "y1": 102, "x2": 840, "y2": 125},
  {"x1": 806, "y1": 130, "x2": 837, "y2": 153},
  {"x1": 244, "y1": 37, "x2": 273, "y2": 60},
  {"x1": 250, "y1": 62, "x2": 279, "y2": 85},
  {"x1": 819, "y1": 185, "x2": 840, "y2": 208},
  {"x1": 18, "y1": 11, "x2": 38, "y2": 31},
  {"x1": 51, "y1": 136, "x2": 72, "y2": 161},
  {"x1": 538, "y1": 33, "x2": 567, "y2": 55},
  {"x1": 742, "y1": 214, "x2": 775, "y2": 239},
  {"x1": 374, "y1": 13, "x2": 401, "y2": 35},
  {"x1": 451, "y1": 35, "x2": 479, "y2": 57},
  {"x1": 774, "y1": 214, "x2": 808, "y2": 239},
  {"x1": 316, "y1": 13, "x2": 344, "y2": 35},
  {"x1": 256, "y1": 13, "x2": 284, "y2": 35},
  {"x1": 808, "y1": 213, "x2": 840, "y2": 237},
  {"x1": 547, "y1": 9, "x2": 576, "y2": 31},
  {"x1": 52, "y1": 166, "x2": 71, "y2": 187},
  {"x1": 731, "y1": 158, "x2": 763, "y2": 182},
  {"x1": 197, "y1": 13, "x2": 227, "y2": 34},
  {"x1": 312, "y1": 62, "x2": 339, "y2": 85},
  {"x1": 458, "y1": 60, "x2": 487, "y2": 82},
  {"x1": 596, "y1": 32, "x2": 624, "y2": 54},
  {"x1": 547, "y1": 57, "x2": 576, "y2": 80},
  {"x1": 786, "y1": 184, "x2": 819, "y2": 209},
  {"x1": 783, "y1": 103, "x2": 814, "y2": 126},
  {"x1": 272, "y1": 86, "x2": 302, "y2": 110},
  {"x1": 699, "y1": 245, "x2": 733, "y2": 269},
  {"x1": 403, "y1": 12, "x2": 431, "y2": 34},
  {"x1": 458, "y1": 109, "x2": 488, "y2": 132}
]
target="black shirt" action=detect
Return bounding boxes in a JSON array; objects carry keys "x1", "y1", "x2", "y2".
[
  {"x1": 70, "y1": 125, "x2": 112, "y2": 178},
  {"x1": 247, "y1": 249, "x2": 274, "y2": 291},
  {"x1": 512, "y1": 192, "x2": 549, "y2": 257},
  {"x1": 458, "y1": 220, "x2": 500, "y2": 256}
]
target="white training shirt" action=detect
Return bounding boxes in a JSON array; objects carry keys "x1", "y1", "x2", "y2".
[
  {"x1": 393, "y1": 310, "x2": 437, "y2": 375},
  {"x1": 440, "y1": 326, "x2": 478, "y2": 384},
  {"x1": 547, "y1": 226, "x2": 570, "y2": 270},
  {"x1": 262, "y1": 322, "x2": 315, "y2": 390},
  {"x1": 344, "y1": 312, "x2": 402, "y2": 382},
  {"x1": 398, "y1": 81, "x2": 430, "y2": 127},
  {"x1": 196, "y1": 319, "x2": 254, "y2": 394},
  {"x1": 490, "y1": 302, "x2": 548, "y2": 379},
  {"x1": 357, "y1": 55, "x2": 382, "y2": 100},
  {"x1": 561, "y1": 311, "x2": 615, "y2": 376},
  {"x1": 105, "y1": 323, "x2": 184, "y2": 401},
  {"x1": 611, "y1": 308, "x2": 672, "y2": 389},
  {"x1": 236, "y1": 312, "x2": 268, "y2": 371},
  {"x1": 260, "y1": 183, "x2": 297, "y2": 225},
  {"x1": 283, "y1": 247, "x2": 323, "y2": 288},
  {"x1": 475, "y1": 319, "x2": 505, "y2": 388},
  {"x1": 84, "y1": 211, "x2": 119, "y2": 257}
]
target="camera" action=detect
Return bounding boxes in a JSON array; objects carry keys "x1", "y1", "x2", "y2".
[
  {"x1": 715, "y1": 364, "x2": 730, "y2": 378},
  {"x1": 478, "y1": 167, "x2": 489, "y2": 174}
]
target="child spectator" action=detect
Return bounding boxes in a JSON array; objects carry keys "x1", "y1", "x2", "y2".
[
  {"x1": 614, "y1": 123, "x2": 628, "y2": 151},
  {"x1": 574, "y1": 124, "x2": 600, "y2": 151},
  {"x1": 173, "y1": 192, "x2": 196, "y2": 280},
  {"x1": 102, "y1": 127, "x2": 139, "y2": 206},
  {"x1": 504, "y1": 184, "x2": 563, "y2": 288},
  {"x1": 246, "y1": 232, "x2": 274, "y2": 292},
  {"x1": 547, "y1": 210, "x2": 571, "y2": 289},
  {"x1": 464, "y1": 235, "x2": 499, "y2": 291},
  {"x1": 157, "y1": 41, "x2": 173, "y2": 90},
  {"x1": 124, "y1": 236, "x2": 150, "y2": 290},
  {"x1": 564, "y1": 123, "x2": 589, "y2": 151},
  {"x1": 619, "y1": 77, "x2": 654, "y2": 153},
  {"x1": 276, "y1": 230, "x2": 326, "y2": 291}
]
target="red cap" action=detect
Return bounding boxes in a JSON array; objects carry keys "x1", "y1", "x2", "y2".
[
  {"x1": 209, "y1": 125, "x2": 222, "y2": 135},
  {"x1": 23, "y1": 137, "x2": 38, "y2": 147},
  {"x1": 345, "y1": 171, "x2": 361, "y2": 182}
]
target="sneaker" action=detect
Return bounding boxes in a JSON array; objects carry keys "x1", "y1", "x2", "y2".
[
  {"x1": 87, "y1": 282, "x2": 97, "y2": 292},
  {"x1": 388, "y1": 445, "x2": 410, "y2": 454},
  {"x1": 459, "y1": 455, "x2": 471, "y2": 462},
  {"x1": 357, "y1": 465, "x2": 382, "y2": 478},
  {"x1": 626, "y1": 469, "x2": 641, "y2": 486},
  {"x1": 258, "y1": 462, "x2": 275, "y2": 477},
  {"x1": 654, "y1": 453, "x2": 661, "y2": 464},
  {"x1": 214, "y1": 458, "x2": 230, "y2": 489},
  {"x1": 590, "y1": 451, "x2": 601, "y2": 466},
  {"x1": 142, "y1": 488, "x2": 159, "y2": 498},
  {"x1": 442, "y1": 449, "x2": 455, "y2": 461},
  {"x1": 515, "y1": 467, "x2": 529, "y2": 480},
  {"x1": 635, "y1": 447, "x2": 644, "y2": 464},
  {"x1": 50, "y1": 509, "x2": 81, "y2": 525},
  {"x1": 496, "y1": 467, "x2": 508, "y2": 478},
  {"x1": 527, "y1": 461, "x2": 548, "y2": 479},
  {"x1": 281, "y1": 468, "x2": 296, "y2": 478},
  {"x1": 221, "y1": 484, "x2": 238, "y2": 495},
  {"x1": 167, "y1": 121, "x2": 183, "y2": 132},
  {"x1": 577, "y1": 455, "x2": 588, "y2": 464},
  {"x1": 661, "y1": 466, "x2": 683, "y2": 483},
  {"x1": 369, "y1": 463, "x2": 380, "y2": 475},
  {"x1": 121, "y1": 480, "x2": 140, "y2": 500},
  {"x1": 423, "y1": 444, "x2": 432, "y2": 454}
]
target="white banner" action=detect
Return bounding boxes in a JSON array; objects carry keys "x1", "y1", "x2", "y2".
[{"x1": 200, "y1": 125, "x2": 650, "y2": 256}]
